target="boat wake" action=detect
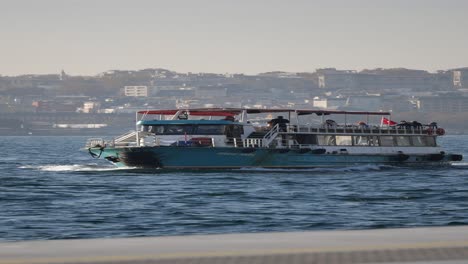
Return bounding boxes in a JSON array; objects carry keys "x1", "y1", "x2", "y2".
[
  {"x1": 451, "y1": 162, "x2": 468, "y2": 168},
  {"x1": 19, "y1": 164, "x2": 134, "y2": 172}
]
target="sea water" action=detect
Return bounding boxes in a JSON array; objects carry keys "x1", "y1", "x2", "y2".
[{"x1": 0, "y1": 136, "x2": 467, "y2": 241}]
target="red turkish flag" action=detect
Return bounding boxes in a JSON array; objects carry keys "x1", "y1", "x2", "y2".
[{"x1": 382, "y1": 117, "x2": 397, "y2": 126}]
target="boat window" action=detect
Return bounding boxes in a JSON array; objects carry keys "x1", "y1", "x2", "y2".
[
  {"x1": 354, "y1": 136, "x2": 379, "y2": 146},
  {"x1": 195, "y1": 125, "x2": 225, "y2": 135},
  {"x1": 317, "y1": 135, "x2": 336, "y2": 146},
  {"x1": 336, "y1": 135, "x2": 352, "y2": 146},
  {"x1": 149, "y1": 125, "x2": 166, "y2": 134},
  {"x1": 396, "y1": 136, "x2": 411, "y2": 146},
  {"x1": 412, "y1": 136, "x2": 437, "y2": 147},
  {"x1": 295, "y1": 134, "x2": 318, "y2": 145},
  {"x1": 163, "y1": 125, "x2": 194, "y2": 135},
  {"x1": 225, "y1": 125, "x2": 243, "y2": 138},
  {"x1": 354, "y1": 136, "x2": 367, "y2": 146},
  {"x1": 412, "y1": 136, "x2": 425, "y2": 146},
  {"x1": 368, "y1": 136, "x2": 379, "y2": 146},
  {"x1": 426, "y1": 136, "x2": 436, "y2": 147},
  {"x1": 380, "y1": 136, "x2": 394, "y2": 146}
]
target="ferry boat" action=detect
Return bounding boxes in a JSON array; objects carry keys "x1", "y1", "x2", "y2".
[{"x1": 85, "y1": 108, "x2": 462, "y2": 169}]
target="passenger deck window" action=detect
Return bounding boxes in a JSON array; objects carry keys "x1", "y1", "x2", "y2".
[
  {"x1": 426, "y1": 136, "x2": 436, "y2": 147},
  {"x1": 412, "y1": 136, "x2": 425, "y2": 146},
  {"x1": 353, "y1": 136, "x2": 379, "y2": 146},
  {"x1": 195, "y1": 125, "x2": 225, "y2": 135},
  {"x1": 368, "y1": 136, "x2": 379, "y2": 146},
  {"x1": 336, "y1": 136, "x2": 352, "y2": 146},
  {"x1": 380, "y1": 136, "x2": 394, "y2": 146},
  {"x1": 149, "y1": 126, "x2": 165, "y2": 134},
  {"x1": 396, "y1": 136, "x2": 411, "y2": 146},
  {"x1": 295, "y1": 134, "x2": 318, "y2": 145},
  {"x1": 164, "y1": 125, "x2": 193, "y2": 135},
  {"x1": 318, "y1": 135, "x2": 336, "y2": 146},
  {"x1": 354, "y1": 136, "x2": 369, "y2": 146}
]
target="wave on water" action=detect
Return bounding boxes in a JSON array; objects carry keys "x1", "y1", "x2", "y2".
[{"x1": 19, "y1": 164, "x2": 134, "y2": 172}]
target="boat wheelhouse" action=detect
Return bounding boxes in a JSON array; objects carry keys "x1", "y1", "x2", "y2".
[{"x1": 86, "y1": 108, "x2": 462, "y2": 169}]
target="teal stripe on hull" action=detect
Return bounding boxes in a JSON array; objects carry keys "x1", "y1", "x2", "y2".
[{"x1": 90, "y1": 146, "x2": 453, "y2": 169}]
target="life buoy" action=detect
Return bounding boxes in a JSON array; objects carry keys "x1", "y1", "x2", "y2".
[
  {"x1": 436, "y1": 128, "x2": 445, "y2": 136},
  {"x1": 425, "y1": 127, "x2": 434, "y2": 135}
]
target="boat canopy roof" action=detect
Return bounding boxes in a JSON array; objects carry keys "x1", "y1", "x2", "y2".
[
  {"x1": 137, "y1": 119, "x2": 242, "y2": 126},
  {"x1": 138, "y1": 108, "x2": 391, "y2": 116}
]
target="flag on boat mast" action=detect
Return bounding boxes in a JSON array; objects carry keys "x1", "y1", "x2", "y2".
[{"x1": 381, "y1": 117, "x2": 397, "y2": 126}]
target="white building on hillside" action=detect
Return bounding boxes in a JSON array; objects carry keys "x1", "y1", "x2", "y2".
[{"x1": 124, "y1": 86, "x2": 149, "y2": 97}]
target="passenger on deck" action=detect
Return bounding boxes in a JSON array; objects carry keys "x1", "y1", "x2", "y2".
[
  {"x1": 357, "y1": 121, "x2": 369, "y2": 129},
  {"x1": 411, "y1": 121, "x2": 423, "y2": 129},
  {"x1": 324, "y1": 119, "x2": 337, "y2": 128},
  {"x1": 268, "y1": 116, "x2": 290, "y2": 132},
  {"x1": 397, "y1": 120, "x2": 411, "y2": 128},
  {"x1": 429, "y1": 122, "x2": 438, "y2": 129},
  {"x1": 398, "y1": 120, "x2": 423, "y2": 129}
]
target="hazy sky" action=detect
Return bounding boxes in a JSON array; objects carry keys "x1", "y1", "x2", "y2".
[{"x1": 1, "y1": 0, "x2": 467, "y2": 76}]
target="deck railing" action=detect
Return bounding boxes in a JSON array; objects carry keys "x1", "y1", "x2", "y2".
[
  {"x1": 262, "y1": 123, "x2": 280, "y2": 146},
  {"x1": 85, "y1": 138, "x2": 106, "y2": 148},
  {"x1": 243, "y1": 138, "x2": 265, "y2": 148},
  {"x1": 288, "y1": 124, "x2": 429, "y2": 135},
  {"x1": 114, "y1": 130, "x2": 138, "y2": 143}
]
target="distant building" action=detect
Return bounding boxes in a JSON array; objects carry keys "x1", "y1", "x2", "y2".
[
  {"x1": 124, "y1": 86, "x2": 149, "y2": 97},
  {"x1": 316, "y1": 68, "x2": 356, "y2": 89},
  {"x1": 32, "y1": 100, "x2": 79, "y2": 113},
  {"x1": 313, "y1": 97, "x2": 347, "y2": 109},
  {"x1": 82, "y1": 101, "x2": 100, "y2": 113},
  {"x1": 355, "y1": 69, "x2": 450, "y2": 92},
  {"x1": 417, "y1": 96, "x2": 468, "y2": 113},
  {"x1": 316, "y1": 68, "x2": 452, "y2": 92},
  {"x1": 453, "y1": 68, "x2": 468, "y2": 89}
]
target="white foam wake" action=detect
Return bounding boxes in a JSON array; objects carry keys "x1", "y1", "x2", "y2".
[
  {"x1": 451, "y1": 162, "x2": 468, "y2": 167},
  {"x1": 19, "y1": 164, "x2": 133, "y2": 172}
]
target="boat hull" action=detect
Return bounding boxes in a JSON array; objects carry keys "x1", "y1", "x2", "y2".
[{"x1": 89, "y1": 146, "x2": 460, "y2": 169}]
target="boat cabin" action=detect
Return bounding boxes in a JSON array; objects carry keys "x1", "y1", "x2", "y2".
[{"x1": 134, "y1": 109, "x2": 255, "y2": 147}]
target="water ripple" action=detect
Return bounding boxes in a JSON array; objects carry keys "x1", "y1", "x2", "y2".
[{"x1": 0, "y1": 135, "x2": 467, "y2": 241}]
